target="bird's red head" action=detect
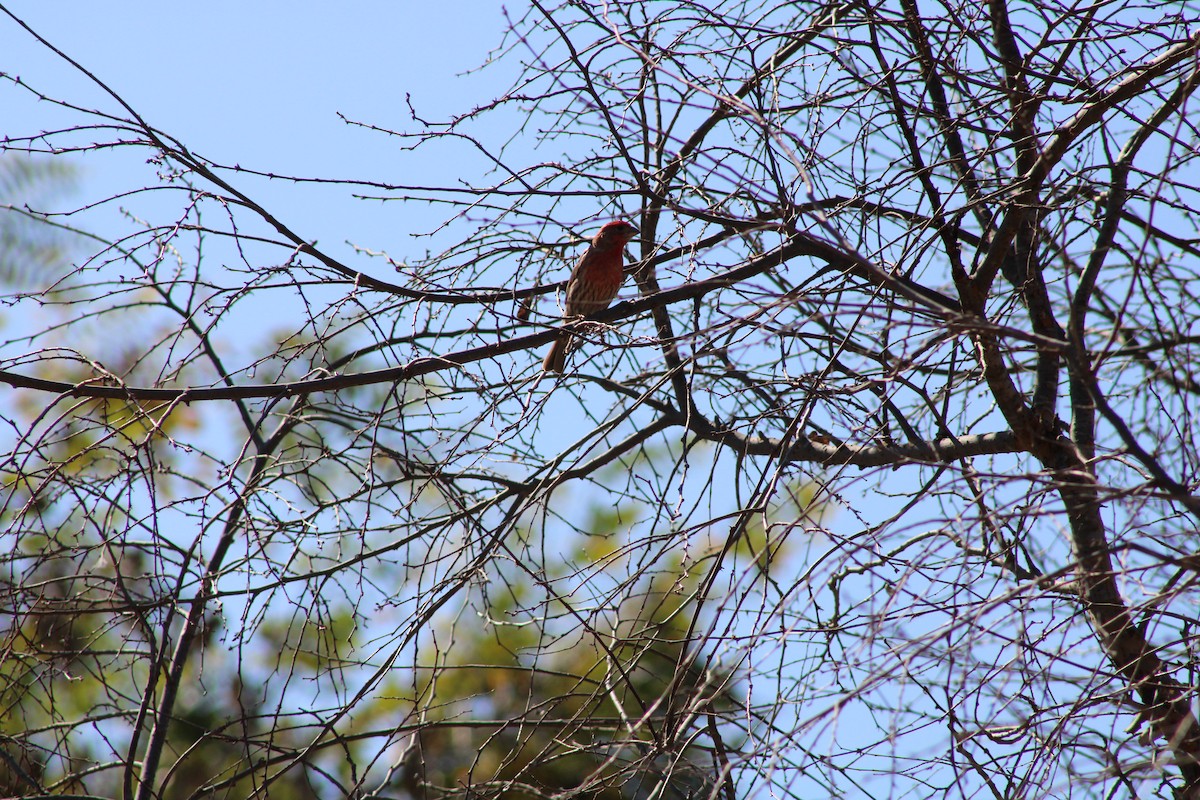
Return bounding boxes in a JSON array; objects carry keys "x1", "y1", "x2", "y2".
[{"x1": 595, "y1": 220, "x2": 639, "y2": 245}]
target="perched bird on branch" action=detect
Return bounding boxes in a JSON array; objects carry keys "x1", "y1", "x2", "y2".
[{"x1": 542, "y1": 219, "x2": 639, "y2": 373}]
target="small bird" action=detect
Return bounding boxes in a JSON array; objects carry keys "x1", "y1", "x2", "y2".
[{"x1": 542, "y1": 220, "x2": 639, "y2": 373}]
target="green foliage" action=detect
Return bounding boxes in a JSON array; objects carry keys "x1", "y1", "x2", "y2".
[
  {"x1": 373, "y1": 444, "x2": 815, "y2": 800},
  {"x1": 0, "y1": 154, "x2": 79, "y2": 289}
]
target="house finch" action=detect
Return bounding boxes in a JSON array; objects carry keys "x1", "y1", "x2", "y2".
[{"x1": 542, "y1": 220, "x2": 639, "y2": 373}]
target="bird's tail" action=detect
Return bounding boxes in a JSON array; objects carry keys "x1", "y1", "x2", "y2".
[{"x1": 542, "y1": 335, "x2": 569, "y2": 373}]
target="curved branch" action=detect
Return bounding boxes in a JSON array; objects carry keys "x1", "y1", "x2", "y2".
[
  {"x1": 0, "y1": 232, "x2": 964, "y2": 402},
  {"x1": 682, "y1": 422, "x2": 1021, "y2": 468}
]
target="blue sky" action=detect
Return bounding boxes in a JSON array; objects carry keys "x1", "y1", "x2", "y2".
[{"x1": 2, "y1": 2, "x2": 513, "y2": 264}]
